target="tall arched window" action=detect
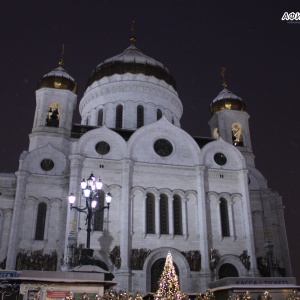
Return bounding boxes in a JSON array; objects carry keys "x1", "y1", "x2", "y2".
[
  {"x1": 213, "y1": 127, "x2": 220, "y2": 139},
  {"x1": 46, "y1": 102, "x2": 60, "y2": 127},
  {"x1": 116, "y1": 105, "x2": 123, "y2": 129},
  {"x1": 35, "y1": 202, "x2": 47, "y2": 240},
  {"x1": 137, "y1": 105, "x2": 144, "y2": 128},
  {"x1": 160, "y1": 194, "x2": 169, "y2": 234},
  {"x1": 157, "y1": 109, "x2": 162, "y2": 120},
  {"x1": 146, "y1": 193, "x2": 155, "y2": 234},
  {"x1": 94, "y1": 190, "x2": 105, "y2": 231},
  {"x1": 232, "y1": 122, "x2": 243, "y2": 146},
  {"x1": 173, "y1": 195, "x2": 182, "y2": 235},
  {"x1": 220, "y1": 198, "x2": 230, "y2": 237},
  {"x1": 98, "y1": 109, "x2": 104, "y2": 126}
]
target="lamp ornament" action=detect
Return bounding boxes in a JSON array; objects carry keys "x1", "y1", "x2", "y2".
[{"x1": 68, "y1": 173, "x2": 112, "y2": 248}]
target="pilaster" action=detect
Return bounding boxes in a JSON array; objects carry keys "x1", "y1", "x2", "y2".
[
  {"x1": 168, "y1": 197, "x2": 174, "y2": 238},
  {"x1": 182, "y1": 198, "x2": 188, "y2": 239},
  {"x1": 6, "y1": 171, "x2": 29, "y2": 270},
  {"x1": 117, "y1": 159, "x2": 133, "y2": 291},
  {"x1": 195, "y1": 166, "x2": 210, "y2": 272},
  {"x1": 240, "y1": 169, "x2": 258, "y2": 275},
  {"x1": 155, "y1": 195, "x2": 160, "y2": 237},
  {"x1": 63, "y1": 155, "x2": 84, "y2": 267},
  {"x1": 0, "y1": 209, "x2": 13, "y2": 262}
]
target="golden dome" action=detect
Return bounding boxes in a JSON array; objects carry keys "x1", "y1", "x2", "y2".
[
  {"x1": 209, "y1": 88, "x2": 246, "y2": 115},
  {"x1": 38, "y1": 66, "x2": 77, "y2": 94},
  {"x1": 86, "y1": 44, "x2": 177, "y2": 90}
]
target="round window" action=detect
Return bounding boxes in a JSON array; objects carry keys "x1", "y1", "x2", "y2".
[
  {"x1": 154, "y1": 139, "x2": 173, "y2": 157},
  {"x1": 96, "y1": 141, "x2": 110, "y2": 155},
  {"x1": 40, "y1": 158, "x2": 54, "y2": 171},
  {"x1": 214, "y1": 153, "x2": 227, "y2": 166}
]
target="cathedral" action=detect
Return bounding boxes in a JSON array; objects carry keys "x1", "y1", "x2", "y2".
[{"x1": 0, "y1": 38, "x2": 292, "y2": 294}]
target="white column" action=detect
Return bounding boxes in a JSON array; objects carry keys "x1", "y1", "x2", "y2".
[
  {"x1": 6, "y1": 171, "x2": 29, "y2": 270},
  {"x1": 0, "y1": 209, "x2": 13, "y2": 262},
  {"x1": 0, "y1": 211, "x2": 3, "y2": 245},
  {"x1": 240, "y1": 169, "x2": 258, "y2": 275},
  {"x1": 64, "y1": 155, "x2": 84, "y2": 264},
  {"x1": 105, "y1": 103, "x2": 114, "y2": 128},
  {"x1": 130, "y1": 193, "x2": 134, "y2": 236},
  {"x1": 228, "y1": 199, "x2": 236, "y2": 240},
  {"x1": 155, "y1": 195, "x2": 160, "y2": 237},
  {"x1": 47, "y1": 201, "x2": 60, "y2": 245},
  {"x1": 182, "y1": 198, "x2": 188, "y2": 240},
  {"x1": 168, "y1": 197, "x2": 174, "y2": 238},
  {"x1": 90, "y1": 108, "x2": 97, "y2": 126},
  {"x1": 216, "y1": 199, "x2": 222, "y2": 238},
  {"x1": 142, "y1": 195, "x2": 147, "y2": 238},
  {"x1": 43, "y1": 201, "x2": 51, "y2": 241},
  {"x1": 195, "y1": 167, "x2": 210, "y2": 276},
  {"x1": 115, "y1": 159, "x2": 133, "y2": 292},
  {"x1": 31, "y1": 202, "x2": 39, "y2": 240}
]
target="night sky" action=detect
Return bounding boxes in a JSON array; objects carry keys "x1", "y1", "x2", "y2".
[{"x1": 1, "y1": 1, "x2": 299, "y2": 282}]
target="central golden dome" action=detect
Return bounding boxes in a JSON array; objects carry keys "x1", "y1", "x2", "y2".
[{"x1": 86, "y1": 44, "x2": 177, "y2": 90}]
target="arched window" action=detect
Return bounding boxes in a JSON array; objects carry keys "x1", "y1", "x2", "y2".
[
  {"x1": 98, "y1": 109, "x2": 103, "y2": 126},
  {"x1": 146, "y1": 193, "x2": 155, "y2": 234},
  {"x1": 220, "y1": 198, "x2": 230, "y2": 237},
  {"x1": 172, "y1": 116, "x2": 174, "y2": 125},
  {"x1": 137, "y1": 105, "x2": 144, "y2": 128},
  {"x1": 151, "y1": 258, "x2": 180, "y2": 292},
  {"x1": 86, "y1": 117, "x2": 89, "y2": 126},
  {"x1": 173, "y1": 195, "x2": 182, "y2": 235},
  {"x1": 160, "y1": 194, "x2": 169, "y2": 234},
  {"x1": 218, "y1": 263, "x2": 239, "y2": 279},
  {"x1": 116, "y1": 105, "x2": 123, "y2": 129},
  {"x1": 232, "y1": 122, "x2": 243, "y2": 146},
  {"x1": 46, "y1": 102, "x2": 60, "y2": 127},
  {"x1": 35, "y1": 202, "x2": 47, "y2": 240},
  {"x1": 94, "y1": 190, "x2": 105, "y2": 231},
  {"x1": 157, "y1": 109, "x2": 162, "y2": 120},
  {"x1": 213, "y1": 128, "x2": 220, "y2": 139}
]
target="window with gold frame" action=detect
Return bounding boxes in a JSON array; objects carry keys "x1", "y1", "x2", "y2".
[{"x1": 231, "y1": 122, "x2": 243, "y2": 146}]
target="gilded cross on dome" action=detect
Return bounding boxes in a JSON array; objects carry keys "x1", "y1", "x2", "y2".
[
  {"x1": 59, "y1": 44, "x2": 65, "y2": 66},
  {"x1": 220, "y1": 66, "x2": 227, "y2": 88},
  {"x1": 130, "y1": 20, "x2": 136, "y2": 44}
]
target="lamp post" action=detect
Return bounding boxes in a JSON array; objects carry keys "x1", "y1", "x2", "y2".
[{"x1": 68, "y1": 173, "x2": 112, "y2": 249}]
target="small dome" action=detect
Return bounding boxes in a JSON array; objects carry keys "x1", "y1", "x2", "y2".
[
  {"x1": 86, "y1": 44, "x2": 177, "y2": 90},
  {"x1": 38, "y1": 66, "x2": 77, "y2": 94},
  {"x1": 210, "y1": 88, "x2": 246, "y2": 115}
]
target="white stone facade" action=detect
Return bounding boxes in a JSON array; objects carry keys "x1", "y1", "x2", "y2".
[{"x1": 0, "y1": 44, "x2": 292, "y2": 294}]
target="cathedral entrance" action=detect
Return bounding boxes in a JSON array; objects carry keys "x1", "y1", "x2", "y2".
[
  {"x1": 218, "y1": 263, "x2": 239, "y2": 279},
  {"x1": 151, "y1": 258, "x2": 180, "y2": 292}
]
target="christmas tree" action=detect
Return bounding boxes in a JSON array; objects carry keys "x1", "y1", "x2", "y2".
[{"x1": 155, "y1": 251, "x2": 182, "y2": 299}]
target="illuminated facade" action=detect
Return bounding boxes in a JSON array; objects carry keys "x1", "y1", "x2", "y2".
[{"x1": 0, "y1": 42, "x2": 292, "y2": 293}]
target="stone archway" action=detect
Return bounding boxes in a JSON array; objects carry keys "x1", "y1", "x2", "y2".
[
  {"x1": 150, "y1": 258, "x2": 180, "y2": 293},
  {"x1": 218, "y1": 263, "x2": 239, "y2": 279},
  {"x1": 144, "y1": 247, "x2": 190, "y2": 292}
]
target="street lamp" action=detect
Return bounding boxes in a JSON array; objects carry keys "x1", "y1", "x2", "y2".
[{"x1": 68, "y1": 173, "x2": 112, "y2": 249}]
